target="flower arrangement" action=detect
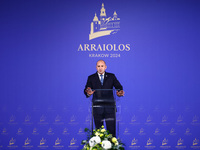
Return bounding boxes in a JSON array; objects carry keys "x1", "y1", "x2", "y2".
[{"x1": 81, "y1": 126, "x2": 125, "y2": 150}]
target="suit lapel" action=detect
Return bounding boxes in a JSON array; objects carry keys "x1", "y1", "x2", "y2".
[
  {"x1": 95, "y1": 72, "x2": 102, "y2": 88},
  {"x1": 95, "y1": 72, "x2": 108, "y2": 88},
  {"x1": 103, "y1": 72, "x2": 108, "y2": 85}
]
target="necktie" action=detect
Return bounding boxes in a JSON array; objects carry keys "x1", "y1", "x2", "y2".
[{"x1": 100, "y1": 74, "x2": 103, "y2": 85}]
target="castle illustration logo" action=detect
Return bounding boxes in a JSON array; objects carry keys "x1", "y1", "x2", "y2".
[{"x1": 89, "y1": 3, "x2": 120, "y2": 40}]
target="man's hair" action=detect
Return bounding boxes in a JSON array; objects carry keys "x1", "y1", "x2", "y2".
[{"x1": 96, "y1": 60, "x2": 106, "y2": 66}]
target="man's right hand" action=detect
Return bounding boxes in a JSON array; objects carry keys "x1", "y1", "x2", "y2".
[{"x1": 85, "y1": 87, "x2": 95, "y2": 96}]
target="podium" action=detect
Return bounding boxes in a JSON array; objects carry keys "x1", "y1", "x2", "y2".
[{"x1": 89, "y1": 89, "x2": 121, "y2": 138}]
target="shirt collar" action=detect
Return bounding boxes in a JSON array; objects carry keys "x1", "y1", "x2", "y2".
[{"x1": 97, "y1": 72, "x2": 105, "y2": 76}]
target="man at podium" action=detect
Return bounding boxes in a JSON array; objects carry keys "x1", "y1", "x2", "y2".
[{"x1": 84, "y1": 60, "x2": 124, "y2": 137}]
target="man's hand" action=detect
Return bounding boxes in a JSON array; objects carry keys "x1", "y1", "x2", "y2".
[
  {"x1": 116, "y1": 90, "x2": 125, "y2": 97},
  {"x1": 85, "y1": 87, "x2": 95, "y2": 96}
]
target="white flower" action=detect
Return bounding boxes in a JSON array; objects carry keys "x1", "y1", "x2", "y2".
[
  {"x1": 115, "y1": 141, "x2": 119, "y2": 146},
  {"x1": 101, "y1": 140, "x2": 112, "y2": 149},
  {"x1": 89, "y1": 136, "x2": 101, "y2": 147}
]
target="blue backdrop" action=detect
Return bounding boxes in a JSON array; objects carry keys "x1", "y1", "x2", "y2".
[{"x1": 0, "y1": 0, "x2": 200, "y2": 149}]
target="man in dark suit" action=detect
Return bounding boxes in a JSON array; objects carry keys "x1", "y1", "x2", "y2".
[{"x1": 84, "y1": 60, "x2": 124, "y2": 137}]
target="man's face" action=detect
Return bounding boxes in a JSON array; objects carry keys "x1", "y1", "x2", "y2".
[{"x1": 96, "y1": 61, "x2": 107, "y2": 74}]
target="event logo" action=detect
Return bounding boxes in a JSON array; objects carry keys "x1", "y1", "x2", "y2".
[
  {"x1": 9, "y1": 115, "x2": 17, "y2": 124},
  {"x1": 145, "y1": 138, "x2": 156, "y2": 149},
  {"x1": 139, "y1": 128, "x2": 146, "y2": 135},
  {"x1": 54, "y1": 115, "x2": 64, "y2": 125},
  {"x1": 131, "y1": 115, "x2": 137, "y2": 123},
  {"x1": 24, "y1": 115, "x2": 32, "y2": 125},
  {"x1": 146, "y1": 138, "x2": 153, "y2": 146},
  {"x1": 24, "y1": 115, "x2": 31, "y2": 122},
  {"x1": 162, "y1": 115, "x2": 168, "y2": 123},
  {"x1": 162, "y1": 138, "x2": 168, "y2": 146},
  {"x1": 32, "y1": 128, "x2": 39, "y2": 135},
  {"x1": 68, "y1": 138, "x2": 79, "y2": 149},
  {"x1": 40, "y1": 138, "x2": 46, "y2": 145},
  {"x1": 78, "y1": 128, "x2": 85, "y2": 135},
  {"x1": 9, "y1": 138, "x2": 16, "y2": 146},
  {"x1": 129, "y1": 138, "x2": 140, "y2": 149},
  {"x1": 1, "y1": 128, "x2": 8, "y2": 135},
  {"x1": 185, "y1": 128, "x2": 192, "y2": 135},
  {"x1": 176, "y1": 115, "x2": 185, "y2": 125},
  {"x1": 7, "y1": 138, "x2": 18, "y2": 148},
  {"x1": 160, "y1": 115, "x2": 170, "y2": 125},
  {"x1": 17, "y1": 128, "x2": 24, "y2": 135},
  {"x1": 191, "y1": 115, "x2": 200, "y2": 125},
  {"x1": 24, "y1": 138, "x2": 31, "y2": 146},
  {"x1": 160, "y1": 138, "x2": 171, "y2": 149},
  {"x1": 177, "y1": 138, "x2": 183, "y2": 146},
  {"x1": 89, "y1": 3, "x2": 120, "y2": 40},
  {"x1": 47, "y1": 127, "x2": 54, "y2": 135},
  {"x1": 130, "y1": 115, "x2": 140, "y2": 125},
  {"x1": 38, "y1": 138, "x2": 48, "y2": 148},
  {"x1": 146, "y1": 115, "x2": 152, "y2": 123},
  {"x1": 84, "y1": 115, "x2": 90, "y2": 124},
  {"x1": 69, "y1": 115, "x2": 78, "y2": 125},
  {"x1": 63, "y1": 128, "x2": 69, "y2": 135},
  {"x1": 38, "y1": 114, "x2": 48, "y2": 125},
  {"x1": 191, "y1": 138, "x2": 200, "y2": 149},
  {"x1": 145, "y1": 115, "x2": 155, "y2": 125},
  {"x1": 131, "y1": 138, "x2": 138, "y2": 146},
  {"x1": 55, "y1": 138, "x2": 61, "y2": 145},
  {"x1": 123, "y1": 128, "x2": 131, "y2": 135},
  {"x1": 154, "y1": 128, "x2": 161, "y2": 135},
  {"x1": 193, "y1": 138, "x2": 199, "y2": 146},
  {"x1": 176, "y1": 138, "x2": 186, "y2": 149},
  {"x1": 169, "y1": 128, "x2": 176, "y2": 135},
  {"x1": 78, "y1": 3, "x2": 130, "y2": 58},
  {"x1": 53, "y1": 138, "x2": 64, "y2": 148},
  {"x1": 23, "y1": 138, "x2": 33, "y2": 148},
  {"x1": 55, "y1": 115, "x2": 61, "y2": 122}
]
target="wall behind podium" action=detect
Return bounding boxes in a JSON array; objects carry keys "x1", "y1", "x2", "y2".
[{"x1": 0, "y1": 0, "x2": 200, "y2": 149}]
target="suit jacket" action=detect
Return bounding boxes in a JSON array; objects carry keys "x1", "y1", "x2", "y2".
[
  {"x1": 84, "y1": 72, "x2": 123, "y2": 97},
  {"x1": 84, "y1": 72, "x2": 123, "y2": 114}
]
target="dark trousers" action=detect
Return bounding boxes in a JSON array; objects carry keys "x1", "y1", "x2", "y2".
[{"x1": 93, "y1": 105, "x2": 116, "y2": 137}]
